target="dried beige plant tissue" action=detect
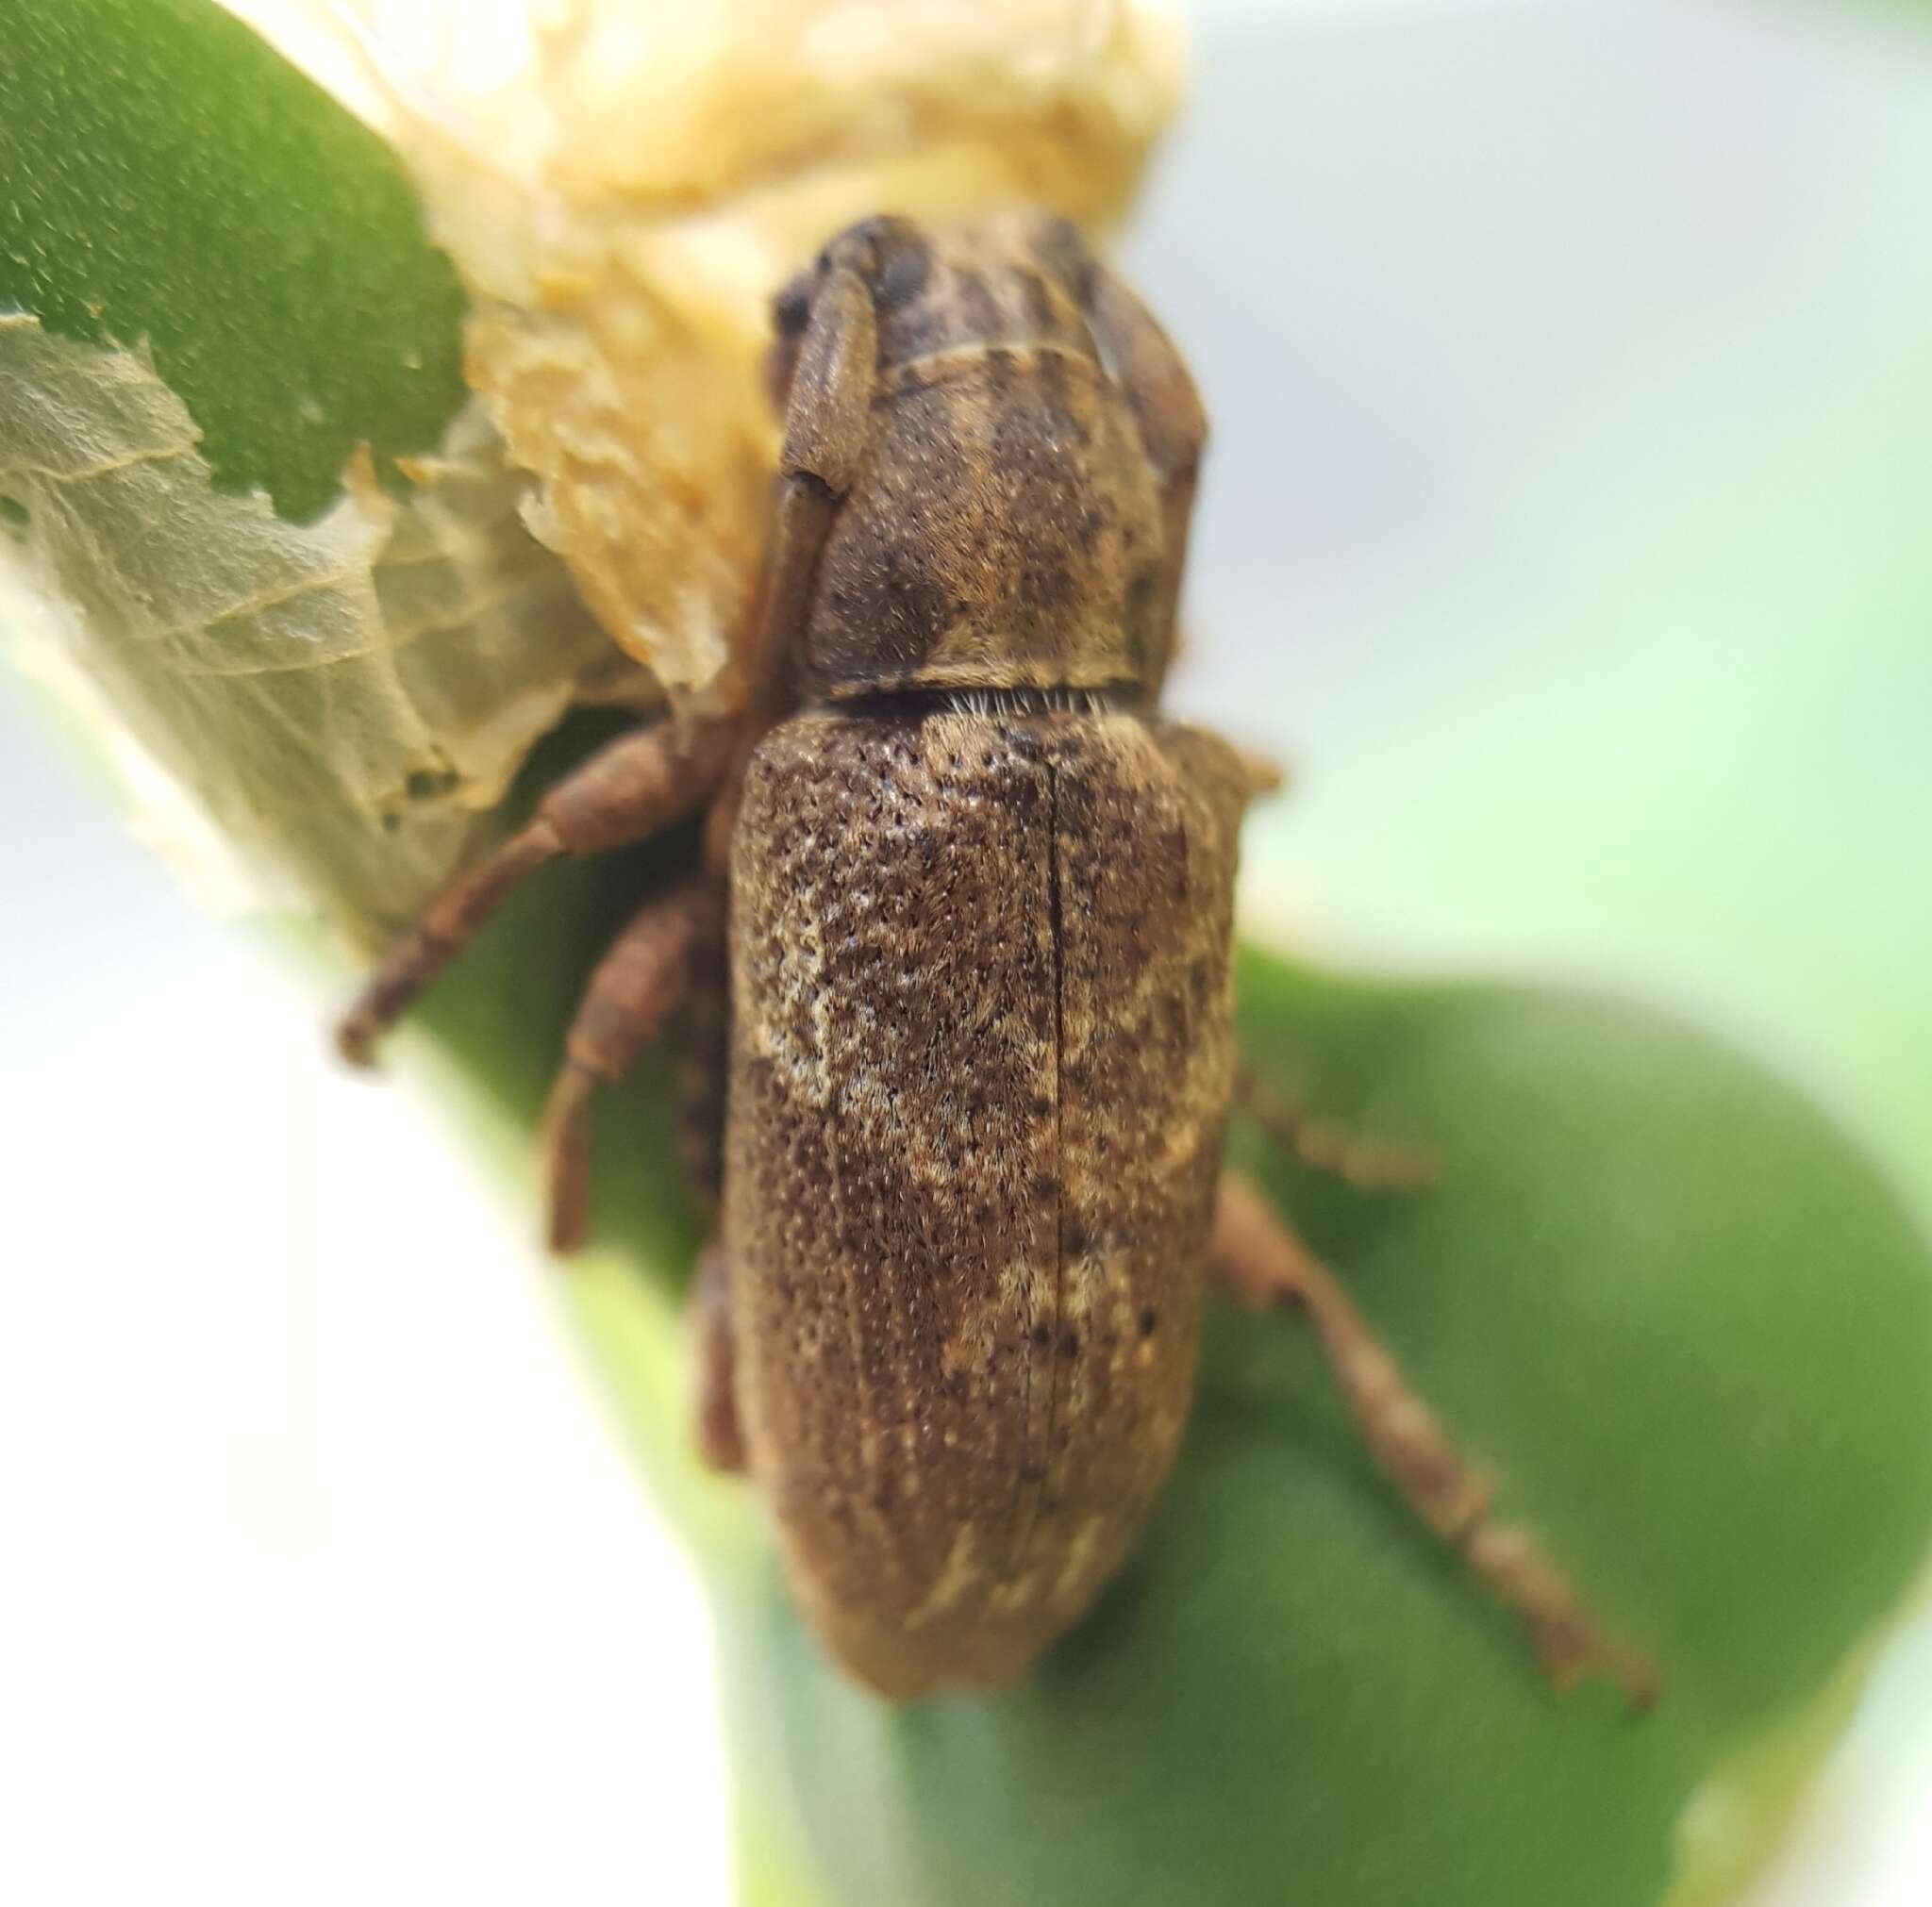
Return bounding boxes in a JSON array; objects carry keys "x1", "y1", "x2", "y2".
[{"x1": 3, "y1": 0, "x2": 1184, "y2": 934}]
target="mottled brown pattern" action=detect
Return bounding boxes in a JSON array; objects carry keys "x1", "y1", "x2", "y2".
[
  {"x1": 776, "y1": 217, "x2": 1187, "y2": 700},
  {"x1": 726, "y1": 707, "x2": 1246, "y2": 1696}
]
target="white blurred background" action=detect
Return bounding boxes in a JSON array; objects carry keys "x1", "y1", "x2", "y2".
[{"x1": 4, "y1": 2, "x2": 1930, "y2": 1901}]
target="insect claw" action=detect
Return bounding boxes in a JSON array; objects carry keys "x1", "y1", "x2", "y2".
[
  {"x1": 334, "y1": 1006, "x2": 384, "y2": 1070},
  {"x1": 541, "y1": 1062, "x2": 599, "y2": 1256}
]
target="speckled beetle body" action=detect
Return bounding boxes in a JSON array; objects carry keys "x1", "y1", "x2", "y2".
[
  {"x1": 717, "y1": 216, "x2": 1248, "y2": 1693},
  {"x1": 729, "y1": 706, "x2": 1246, "y2": 1693},
  {"x1": 341, "y1": 215, "x2": 1659, "y2": 1709}
]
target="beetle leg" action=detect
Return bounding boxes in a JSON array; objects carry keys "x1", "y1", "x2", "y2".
[
  {"x1": 674, "y1": 902, "x2": 731, "y2": 1221},
  {"x1": 688, "y1": 1242, "x2": 747, "y2": 1473},
  {"x1": 337, "y1": 718, "x2": 735, "y2": 1065},
  {"x1": 701, "y1": 474, "x2": 840, "y2": 872},
  {"x1": 1209, "y1": 1169, "x2": 1660, "y2": 1711},
  {"x1": 668, "y1": 909, "x2": 742, "y2": 1468},
  {"x1": 1232, "y1": 745, "x2": 1288, "y2": 800},
  {"x1": 1233, "y1": 1068, "x2": 1441, "y2": 1193},
  {"x1": 541, "y1": 879, "x2": 714, "y2": 1254},
  {"x1": 703, "y1": 258, "x2": 875, "y2": 872}
]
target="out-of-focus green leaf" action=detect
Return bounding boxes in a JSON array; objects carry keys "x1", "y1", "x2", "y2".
[
  {"x1": 0, "y1": 0, "x2": 467, "y2": 522},
  {"x1": 0, "y1": 3, "x2": 638, "y2": 936},
  {"x1": 399, "y1": 860, "x2": 1932, "y2": 1906}
]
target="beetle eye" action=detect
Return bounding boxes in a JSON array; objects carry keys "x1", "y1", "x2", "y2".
[
  {"x1": 763, "y1": 335, "x2": 801, "y2": 412},
  {"x1": 772, "y1": 275, "x2": 811, "y2": 340},
  {"x1": 873, "y1": 228, "x2": 931, "y2": 311}
]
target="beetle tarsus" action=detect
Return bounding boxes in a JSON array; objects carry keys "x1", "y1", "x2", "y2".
[
  {"x1": 333, "y1": 821, "x2": 565, "y2": 1064},
  {"x1": 1209, "y1": 1169, "x2": 1660, "y2": 1713},
  {"x1": 1233, "y1": 1068, "x2": 1441, "y2": 1193},
  {"x1": 537, "y1": 880, "x2": 709, "y2": 1254},
  {"x1": 1463, "y1": 1522, "x2": 1663, "y2": 1713},
  {"x1": 688, "y1": 1244, "x2": 747, "y2": 1471},
  {"x1": 332, "y1": 721, "x2": 735, "y2": 1068},
  {"x1": 541, "y1": 1063, "x2": 598, "y2": 1256}
]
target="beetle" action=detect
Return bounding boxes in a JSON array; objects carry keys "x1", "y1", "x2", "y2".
[{"x1": 338, "y1": 212, "x2": 1657, "y2": 1707}]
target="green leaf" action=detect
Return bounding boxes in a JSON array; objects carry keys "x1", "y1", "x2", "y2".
[
  {"x1": 0, "y1": 5, "x2": 621, "y2": 937},
  {"x1": 399, "y1": 848, "x2": 1932, "y2": 1907},
  {"x1": 0, "y1": 0, "x2": 467, "y2": 521}
]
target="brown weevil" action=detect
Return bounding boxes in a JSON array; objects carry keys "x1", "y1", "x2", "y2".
[{"x1": 339, "y1": 213, "x2": 1658, "y2": 1707}]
